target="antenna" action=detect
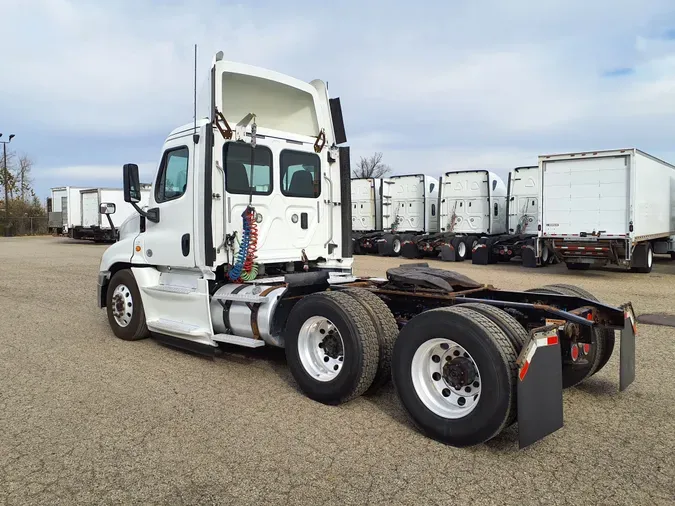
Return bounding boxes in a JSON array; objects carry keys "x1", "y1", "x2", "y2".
[{"x1": 193, "y1": 43, "x2": 198, "y2": 144}]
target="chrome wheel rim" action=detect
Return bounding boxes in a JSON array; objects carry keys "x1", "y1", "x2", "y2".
[
  {"x1": 458, "y1": 242, "x2": 467, "y2": 257},
  {"x1": 297, "y1": 316, "x2": 345, "y2": 382},
  {"x1": 111, "y1": 284, "x2": 133, "y2": 328},
  {"x1": 411, "y1": 338, "x2": 482, "y2": 419},
  {"x1": 393, "y1": 238, "x2": 401, "y2": 253}
]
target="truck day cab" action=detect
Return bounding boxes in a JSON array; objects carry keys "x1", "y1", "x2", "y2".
[{"x1": 97, "y1": 53, "x2": 637, "y2": 449}]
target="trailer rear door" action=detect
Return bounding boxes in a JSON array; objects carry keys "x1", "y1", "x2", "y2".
[
  {"x1": 542, "y1": 155, "x2": 629, "y2": 237},
  {"x1": 351, "y1": 179, "x2": 378, "y2": 232},
  {"x1": 81, "y1": 191, "x2": 100, "y2": 228},
  {"x1": 390, "y1": 175, "x2": 425, "y2": 232}
]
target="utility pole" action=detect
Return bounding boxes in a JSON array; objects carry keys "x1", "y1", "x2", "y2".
[{"x1": 0, "y1": 133, "x2": 16, "y2": 224}]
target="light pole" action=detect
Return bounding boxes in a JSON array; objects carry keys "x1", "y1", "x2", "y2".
[{"x1": 1, "y1": 133, "x2": 16, "y2": 226}]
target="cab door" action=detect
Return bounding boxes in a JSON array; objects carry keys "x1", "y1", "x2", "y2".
[{"x1": 138, "y1": 134, "x2": 195, "y2": 268}]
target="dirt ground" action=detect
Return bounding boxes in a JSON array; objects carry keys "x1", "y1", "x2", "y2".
[{"x1": 1, "y1": 237, "x2": 674, "y2": 505}]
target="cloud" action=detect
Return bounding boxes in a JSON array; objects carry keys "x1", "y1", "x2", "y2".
[
  {"x1": 3, "y1": 0, "x2": 675, "y2": 198},
  {"x1": 35, "y1": 162, "x2": 157, "y2": 185}
]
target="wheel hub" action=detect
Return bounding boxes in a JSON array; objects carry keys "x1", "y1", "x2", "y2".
[
  {"x1": 320, "y1": 332, "x2": 343, "y2": 358},
  {"x1": 111, "y1": 284, "x2": 133, "y2": 328},
  {"x1": 443, "y1": 357, "x2": 477, "y2": 390},
  {"x1": 410, "y1": 338, "x2": 483, "y2": 419},
  {"x1": 297, "y1": 316, "x2": 345, "y2": 382}
]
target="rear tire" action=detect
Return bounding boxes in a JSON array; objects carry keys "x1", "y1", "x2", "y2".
[
  {"x1": 391, "y1": 306, "x2": 517, "y2": 447},
  {"x1": 543, "y1": 284, "x2": 615, "y2": 375},
  {"x1": 340, "y1": 288, "x2": 399, "y2": 393},
  {"x1": 458, "y1": 303, "x2": 526, "y2": 353},
  {"x1": 106, "y1": 269, "x2": 149, "y2": 341},
  {"x1": 525, "y1": 285, "x2": 604, "y2": 387},
  {"x1": 284, "y1": 291, "x2": 379, "y2": 405},
  {"x1": 631, "y1": 242, "x2": 653, "y2": 273},
  {"x1": 451, "y1": 237, "x2": 466, "y2": 262}
]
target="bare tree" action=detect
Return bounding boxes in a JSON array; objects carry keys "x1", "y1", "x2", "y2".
[
  {"x1": 14, "y1": 155, "x2": 34, "y2": 202},
  {"x1": 352, "y1": 152, "x2": 391, "y2": 178}
]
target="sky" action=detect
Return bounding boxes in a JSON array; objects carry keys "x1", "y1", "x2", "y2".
[{"x1": 2, "y1": 0, "x2": 675, "y2": 200}]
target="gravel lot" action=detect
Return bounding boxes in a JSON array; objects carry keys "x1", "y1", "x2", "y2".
[{"x1": 1, "y1": 237, "x2": 674, "y2": 505}]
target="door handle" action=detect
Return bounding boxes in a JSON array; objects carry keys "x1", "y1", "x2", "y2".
[{"x1": 181, "y1": 233, "x2": 190, "y2": 256}]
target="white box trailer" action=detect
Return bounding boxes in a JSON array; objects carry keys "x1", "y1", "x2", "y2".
[
  {"x1": 48, "y1": 186, "x2": 92, "y2": 235},
  {"x1": 351, "y1": 174, "x2": 439, "y2": 256},
  {"x1": 405, "y1": 170, "x2": 509, "y2": 261},
  {"x1": 539, "y1": 148, "x2": 675, "y2": 272},
  {"x1": 75, "y1": 186, "x2": 152, "y2": 242}
]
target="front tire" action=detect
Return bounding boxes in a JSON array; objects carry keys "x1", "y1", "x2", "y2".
[
  {"x1": 106, "y1": 269, "x2": 149, "y2": 341},
  {"x1": 392, "y1": 306, "x2": 517, "y2": 447},
  {"x1": 284, "y1": 291, "x2": 379, "y2": 405}
]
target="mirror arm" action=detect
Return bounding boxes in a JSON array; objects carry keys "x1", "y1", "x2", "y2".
[
  {"x1": 104, "y1": 214, "x2": 116, "y2": 238},
  {"x1": 131, "y1": 202, "x2": 160, "y2": 223}
]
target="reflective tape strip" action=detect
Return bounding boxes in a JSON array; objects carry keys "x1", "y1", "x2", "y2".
[{"x1": 519, "y1": 331, "x2": 559, "y2": 381}]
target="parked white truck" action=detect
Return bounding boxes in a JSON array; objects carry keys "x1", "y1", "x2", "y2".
[
  {"x1": 351, "y1": 174, "x2": 439, "y2": 256},
  {"x1": 96, "y1": 53, "x2": 636, "y2": 449},
  {"x1": 538, "y1": 149, "x2": 675, "y2": 272},
  {"x1": 48, "y1": 186, "x2": 92, "y2": 236},
  {"x1": 76, "y1": 186, "x2": 151, "y2": 242},
  {"x1": 472, "y1": 166, "x2": 553, "y2": 267},
  {"x1": 402, "y1": 170, "x2": 507, "y2": 261}
]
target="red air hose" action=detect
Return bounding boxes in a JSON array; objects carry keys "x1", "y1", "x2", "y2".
[{"x1": 243, "y1": 208, "x2": 258, "y2": 274}]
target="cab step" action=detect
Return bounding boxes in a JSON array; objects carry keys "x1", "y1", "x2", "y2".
[
  {"x1": 144, "y1": 285, "x2": 196, "y2": 295},
  {"x1": 146, "y1": 318, "x2": 211, "y2": 339},
  {"x1": 212, "y1": 334, "x2": 265, "y2": 348},
  {"x1": 211, "y1": 293, "x2": 267, "y2": 304}
]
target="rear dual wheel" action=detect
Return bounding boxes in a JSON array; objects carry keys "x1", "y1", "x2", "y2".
[
  {"x1": 525, "y1": 284, "x2": 613, "y2": 387},
  {"x1": 392, "y1": 305, "x2": 520, "y2": 447},
  {"x1": 451, "y1": 236, "x2": 478, "y2": 261},
  {"x1": 285, "y1": 289, "x2": 398, "y2": 405}
]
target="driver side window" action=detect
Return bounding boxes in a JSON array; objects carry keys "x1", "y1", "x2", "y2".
[{"x1": 156, "y1": 146, "x2": 189, "y2": 203}]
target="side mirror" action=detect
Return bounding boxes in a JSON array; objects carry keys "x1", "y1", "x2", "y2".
[
  {"x1": 100, "y1": 203, "x2": 116, "y2": 215},
  {"x1": 123, "y1": 163, "x2": 142, "y2": 203}
]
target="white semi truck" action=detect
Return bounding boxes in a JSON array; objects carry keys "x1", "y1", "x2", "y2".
[
  {"x1": 96, "y1": 53, "x2": 636, "y2": 449},
  {"x1": 538, "y1": 149, "x2": 675, "y2": 272},
  {"x1": 351, "y1": 174, "x2": 438, "y2": 256},
  {"x1": 402, "y1": 170, "x2": 507, "y2": 261},
  {"x1": 48, "y1": 186, "x2": 92, "y2": 236},
  {"x1": 75, "y1": 186, "x2": 152, "y2": 242},
  {"x1": 472, "y1": 166, "x2": 554, "y2": 267}
]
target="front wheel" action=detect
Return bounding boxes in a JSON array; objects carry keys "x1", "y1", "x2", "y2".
[{"x1": 106, "y1": 269, "x2": 149, "y2": 341}]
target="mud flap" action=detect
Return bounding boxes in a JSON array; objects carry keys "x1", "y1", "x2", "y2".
[
  {"x1": 440, "y1": 243, "x2": 456, "y2": 262},
  {"x1": 517, "y1": 326, "x2": 564, "y2": 449},
  {"x1": 377, "y1": 234, "x2": 394, "y2": 256},
  {"x1": 401, "y1": 241, "x2": 420, "y2": 259},
  {"x1": 472, "y1": 244, "x2": 489, "y2": 265},
  {"x1": 521, "y1": 245, "x2": 537, "y2": 268},
  {"x1": 620, "y1": 305, "x2": 636, "y2": 392}
]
